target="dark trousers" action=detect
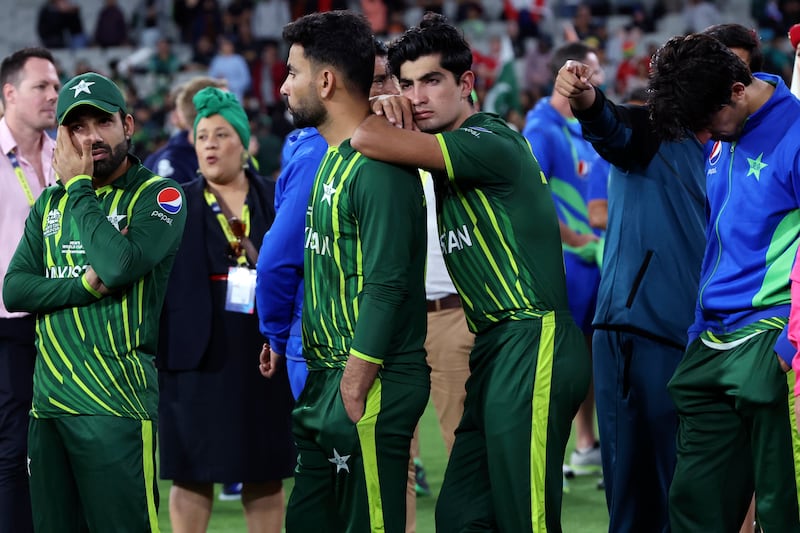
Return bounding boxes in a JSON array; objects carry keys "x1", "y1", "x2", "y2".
[
  {"x1": 593, "y1": 329, "x2": 682, "y2": 533},
  {"x1": 0, "y1": 316, "x2": 35, "y2": 533}
]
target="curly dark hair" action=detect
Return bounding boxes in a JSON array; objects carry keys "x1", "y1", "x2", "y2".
[
  {"x1": 648, "y1": 33, "x2": 751, "y2": 141},
  {"x1": 282, "y1": 11, "x2": 375, "y2": 98},
  {"x1": 702, "y1": 23, "x2": 764, "y2": 72},
  {"x1": 388, "y1": 12, "x2": 472, "y2": 84}
]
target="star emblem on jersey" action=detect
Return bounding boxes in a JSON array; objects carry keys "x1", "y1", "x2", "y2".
[
  {"x1": 746, "y1": 153, "x2": 768, "y2": 181},
  {"x1": 328, "y1": 448, "x2": 350, "y2": 473},
  {"x1": 70, "y1": 79, "x2": 95, "y2": 97},
  {"x1": 322, "y1": 182, "x2": 336, "y2": 205},
  {"x1": 106, "y1": 209, "x2": 127, "y2": 231}
]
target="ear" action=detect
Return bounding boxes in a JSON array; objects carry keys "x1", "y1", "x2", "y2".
[
  {"x1": 123, "y1": 113, "x2": 135, "y2": 139},
  {"x1": 459, "y1": 70, "x2": 475, "y2": 100},
  {"x1": 731, "y1": 81, "x2": 747, "y2": 101},
  {"x1": 319, "y1": 69, "x2": 336, "y2": 99},
  {"x1": 3, "y1": 83, "x2": 15, "y2": 106}
]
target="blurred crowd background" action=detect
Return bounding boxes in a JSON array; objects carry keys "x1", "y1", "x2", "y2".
[{"x1": 9, "y1": 0, "x2": 798, "y2": 176}]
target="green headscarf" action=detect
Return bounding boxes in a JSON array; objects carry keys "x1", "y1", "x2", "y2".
[{"x1": 192, "y1": 87, "x2": 250, "y2": 149}]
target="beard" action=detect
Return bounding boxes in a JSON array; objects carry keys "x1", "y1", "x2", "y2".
[
  {"x1": 93, "y1": 139, "x2": 129, "y2": 180},
  {"x1": 288, "y1": 96, "x2": 327, "y2": 129}
]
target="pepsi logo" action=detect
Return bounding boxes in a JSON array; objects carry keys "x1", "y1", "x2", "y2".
[
  {"x1": 157, "y1": 187, "x2": 182, "y2": 215},
  {"x1": 708, "y1": 141, "x2": 722, "y2": 166}
]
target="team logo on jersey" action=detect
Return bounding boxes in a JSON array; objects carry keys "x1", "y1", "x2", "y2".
[
  {"x1": 321, "y1": 182, "x2": 336, "y2": 205},
  {"x1": 328, "y1": 448, "x2": 351, "y2": 474},
  {"x1": 157, "y1": 187, "x2": 183, "y2": 214},
  {"x1": 708, "y1": 141, "x2": 723, "y2": 166},
  {"x1": 43, "y1": 209, "x2": 61, "y2": 237},
  {"x1": 106, "y1": 208, "x2": 127, "y2": 231}
]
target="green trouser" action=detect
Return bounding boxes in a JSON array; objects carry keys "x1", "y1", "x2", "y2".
[
  {"x1": 28, "y1": 415, "x2": 159, "y2": 533},
  {"x1": 286, "y1": 369, "x2": 429, "y2": 533},
  {"x1": 435, "y1": 312, "x2": 590, "y2": 533},
  {"x1": 668, "y1": 330, "x2": 800, "y2": 532}
]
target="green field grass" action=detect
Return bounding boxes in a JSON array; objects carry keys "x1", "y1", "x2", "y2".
[{"x1": 157, "y1": 402, "x2": 610, "y2": 532}]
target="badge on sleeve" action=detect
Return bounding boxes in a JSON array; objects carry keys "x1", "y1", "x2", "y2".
[{"x1": 225, "y1": 266, "x2": 256, "y2": 314}]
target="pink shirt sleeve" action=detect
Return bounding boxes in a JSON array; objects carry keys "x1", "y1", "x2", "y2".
[{"x1": 789, "y1": 251, "x2": 800, "y2": 396}]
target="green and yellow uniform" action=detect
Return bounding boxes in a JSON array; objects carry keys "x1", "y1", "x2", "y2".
[
  {"x1": 431, "y1": 113, "x2": 590, "y2": 533},
  {"x1": 286, "y1": 141, "x2": 429, "y2": 533},
  {"x1": 3, "y1": 159, "x2": 186, "y2": 533}
]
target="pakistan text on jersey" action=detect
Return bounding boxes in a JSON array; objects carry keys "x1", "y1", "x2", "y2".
[
  {"x1": 46, "y1": 264, "x2": 89, "y2": 279},
  {"x1": 305, "y1": 226, "x2": 332, "y2": 257},
  {"x1": 440, "y1": 224, "x2": 473, "y2": 255}
]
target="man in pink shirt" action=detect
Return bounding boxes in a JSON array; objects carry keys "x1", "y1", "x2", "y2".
[{"x1": 0, "y1": 47, "x2": 59, "y2": 533}]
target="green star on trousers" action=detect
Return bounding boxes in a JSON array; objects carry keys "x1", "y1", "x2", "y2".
[{"x1": 747, "y1": 153, "x2": 768, "y2": 181}]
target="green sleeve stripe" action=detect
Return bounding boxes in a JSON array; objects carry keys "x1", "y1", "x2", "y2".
[
  {"x1": 530, "y1": 311, "x2": 556, "y2": 531},
  {"x1": 141, "y1": 420, "x2": 159, "y2": 531},
  {"x1": 48, "y1": 397, "x2": 80, "y2": 415},
  {"x1": 36, "y1": 321, "x2": 64, "y2": 383},
  {"x1": 434, "y1": 133, "x2": 455, "y2": 181},
  {"x1": 752, "y1": 209, "x2": 800, "y2": 308},
  {"x1": 81, "y1": 275, "x2": 103, "y2": 298},
  {"x1": 350, "y1": 349, "x2": 383, "y2": 365},
  {"x1": 64, "y1": 175, "x2": 92, "y2": 193},
  {"x1": 356, "y1": 380, "x2": 385, "y2": 531}
]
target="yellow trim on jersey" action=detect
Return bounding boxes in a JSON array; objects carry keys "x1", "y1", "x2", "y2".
[
  {"x1": 531, "y1": 311, "x2": 555, "y2": 532},
  {"x1": 141, "y1": 420, "x2": 160, "y2": 533},
  {"x1": 350, "y1": 349, "x2": 384, "y2": 366},
  {"x1": 48, "y1": 398, "x2": 80, "y2": 414},
  {"x1": 93, "y1": 345, "x2": 140, "y2": 415},
  {"x1": 356, "y1": 379, "x2": 384, "y2": 533},
  {"x1": 332, "y1": 152, "x2": 362, "y2": 335},
  {"x1": 64, "y1": 175, "x2": 92, "y2": 193},
  {"x1": 81, "y1": 275, "x2": 103, "y2": 298},
  {"x1": 434, "y1": 133, "x2": 455, "y2": 180},
  {"x1": 35, "y1": 321, "x2": 63, "y2": 383}
]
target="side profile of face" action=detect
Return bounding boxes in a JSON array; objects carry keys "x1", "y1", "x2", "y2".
[
  {"x1": 63, "y1": 107, "x2": 132, "y2": 181},
  {"x1": 6, "y1": 57, "x2": 60, "y2": 132},
  {"x1": 280, "y1": 44, "x2": 327, "y2": 129},
  {"x1": 707, "y1": 83, "x2": 748, "y2": 141},
  {"x1": 398, "y1": 53, "x2": 471, "y2": 134},
  {"x1": 195, "y1": 114, "x2": 246, "y2": 184}
]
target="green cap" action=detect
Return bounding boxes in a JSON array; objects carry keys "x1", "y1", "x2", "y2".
[{"x1": 57, "y1": 72, "x2": 127, "y2": 124}]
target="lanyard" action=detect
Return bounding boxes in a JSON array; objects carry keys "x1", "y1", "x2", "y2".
[
  {"x1": 8, "y1": 150, "x2": 35, "y2": 207},
  {"x1": 203, "y1": 188, "x2": 251, "y2": 267}
]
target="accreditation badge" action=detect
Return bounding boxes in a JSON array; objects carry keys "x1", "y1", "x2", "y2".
[{"x1": 225, "y1": 266, "x2": 256, "y2": 314}]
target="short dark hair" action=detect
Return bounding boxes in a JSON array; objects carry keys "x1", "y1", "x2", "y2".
[
  {"x1": 388, "y1": 12, "x2": 472, "y2": 84},
  {"x1": 0, "y1": 47, "x2": 55, "y2": 104},
  {"x1": 282, "y1": 11, "x2": 375, "y2": 98},
  {"x1": 648, "y1": 33, "x2": 752, "y2": 140},
  {"x1": 549, "y1": 41, "x2": 594, "y2": 79},
  {"x1": 702, "y1": 23, "x2": 764, "y2": 72}
]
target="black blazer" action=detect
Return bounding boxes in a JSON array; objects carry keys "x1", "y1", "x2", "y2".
[{"x1": 157, "y1": 172, "x2": 276, "y2": 371}]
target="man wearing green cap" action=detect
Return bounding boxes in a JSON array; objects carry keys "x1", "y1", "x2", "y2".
[{"x1": 3, "y1": 72, "x2": 187, "y2": 533}]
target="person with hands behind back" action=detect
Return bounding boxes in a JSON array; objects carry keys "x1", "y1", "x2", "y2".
[{"x1": 3, "y1": 71, "x2": 186, "y2": 533}]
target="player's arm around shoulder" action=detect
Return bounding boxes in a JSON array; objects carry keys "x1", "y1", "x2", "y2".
[{"x1": 351, "y1": 110, "x2": 446, "y2": 172}]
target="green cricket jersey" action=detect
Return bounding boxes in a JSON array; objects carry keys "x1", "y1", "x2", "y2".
[
  {"x1": 3, "y1": 158, "x2": 186, "y2": 419},
  {"x1": 302, "y1": 140, "x2": 427, "y2": 382},
  {"x1": 433, "y1": 112, "x2": 568, "y2": 333}
]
